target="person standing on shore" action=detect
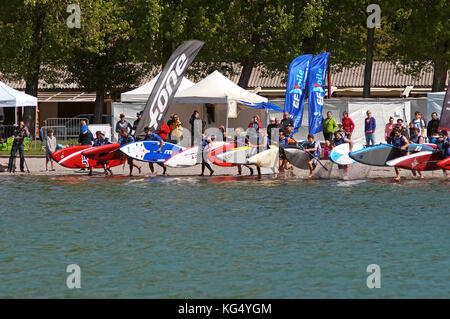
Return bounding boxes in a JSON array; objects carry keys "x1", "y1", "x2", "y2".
[
  {"x1": 341, "y1": 111, "x2": 355, "y2": 138},
  {"x1": 189, "y1": 110, "x2": 205, "y2": 146},
  {"x1": 46, "y1": 129, "x2": 57, "y2": 171},
  {"x1": 280, "y1": 111, "x2": 294, "y2": 134},
  {"x1": 78, "y1": 123, "x2": 94, "y2": 146},
  {"x1": 118, "y1": 127, "x2": 141, "y2": 176},
  {"x1": 267, "y1": 117, "x2": 279, "y2": 146},
  {"x1": 8, "y1": 121, "x2": 30, "y2": 173},
  {"x1": 385, "y1": 117, "x2": 395, "y2": 144},
  {"x1": 364, "y1": 110, "x2": 376, "y2": 147},
  {"x1": 412, "y1": 111, "x2": 425, "y2": 137},
  {"x1": 392, "y1": 127, "x2": 409, "y2": 181},
  {"x1": 167, "y1": 114, "x2": 183, "y2": 144},
  {"x1": 115, "y1": 114, "x2": 132, "y2": 139},
  {"x1": 322, "y1": 111, "x2": 337, "y2": 142},
  {"x1": 427, "y1": 112, "x2": 440, "y2": 143},
  {"x1": 409, "y1": 127, "x2": 424, "y2": 179},
  {"x1": 200, "y1": 134, "x2": 215, "y2": 176},
  {"x1": 132, "y1": 112, "x2": 142, "y2": 137}
]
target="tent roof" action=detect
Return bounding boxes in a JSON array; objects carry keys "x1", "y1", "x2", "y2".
[
  {"x1": 121, "y1": 72, "x2": 195, "y2": 103},
  {"x1": 173, "y1": 71, "x2": 268, "y2": 104},
  {"x1": 0, "y1": 81, "x2": 38, "y2": 107}
]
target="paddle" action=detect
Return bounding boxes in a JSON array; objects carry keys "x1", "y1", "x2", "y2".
[{"x1": 296, "y1": 143, "x2": 329, "y2": 172}]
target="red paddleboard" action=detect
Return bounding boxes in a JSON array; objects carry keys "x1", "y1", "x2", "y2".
[
  {"x1": 52, "y1": 145, "x2": 125, "y2": 169},
  {"x1": 208, "y1": 143, "x2": 237, "y2": 167},
  {"x1": 386, "y1": 151, "x2": 442, "y2": 171},
  {"x1": 81, "y1": 143, "x2": 124, "y2": 161},
  {"x1": 437, "y1": 157, "x2": 450, "y2": 170}
]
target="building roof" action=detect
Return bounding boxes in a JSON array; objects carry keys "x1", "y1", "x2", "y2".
[{"x1": 1, "y1": 62, "x2": 448, "y2": 94}]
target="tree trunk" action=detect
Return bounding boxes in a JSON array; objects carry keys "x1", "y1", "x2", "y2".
[
  {"x1": 432, "y1": 56, "x2": 447, "y2": 92},
  {"x1": 24, "y1": 79, "x2": 38, "y2": 136},
  {"x1": 238, "y1": 58, "x2": 255, "y2": 89},
  {"x1": 363, "y1": 27, "x2": 375, "y2": 98},
  {"x1": 94, "y1": 91, "x2": 105, "y2": 124}
]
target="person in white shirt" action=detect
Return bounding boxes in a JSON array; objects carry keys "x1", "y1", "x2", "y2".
[{"x1": 46, "y1": 129, "x2": 57, "y2": 171}]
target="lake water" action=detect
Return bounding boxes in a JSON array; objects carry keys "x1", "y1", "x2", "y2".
[{"x1": 0, "y1": 175, "x2": 449, "y2": 298}]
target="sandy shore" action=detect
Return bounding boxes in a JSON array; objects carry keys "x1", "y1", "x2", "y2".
[{"x1": 1, "y1": 155, "x2": 448, "y2": 180}]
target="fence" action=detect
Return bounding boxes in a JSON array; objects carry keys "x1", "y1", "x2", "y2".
[{"x1": 44, "y1": 118, "x2": 89, "y2": 139}]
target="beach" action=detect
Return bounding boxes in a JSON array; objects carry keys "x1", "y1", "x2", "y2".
[{"x1": 1, "y1": 155, "x2": 448, "y2": 180}]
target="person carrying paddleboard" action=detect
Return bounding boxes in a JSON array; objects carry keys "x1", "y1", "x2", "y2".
[
  {"x1": 332, "y1": 131, "x2": 354, "y2": 173},
  {"x1": 144, "y1": 126, "x2": 167, "y2": 176},
  {"x1": 303, "y1": 134, "x2": 322, "y2": 178},
  {"x1": 200, "y1": 133, "x2": 215, "y2": 176},
  {"x1": 392, "y1": 127, "x2": 410, "y2": 181},
  {"x1": 248, "y1": 129, "x2": 267, "y2": 178},
  {"x1": 409, "y1": 127, "x2": 424, "y2": 179},
  {"x1": 234, "y1": 128, "x2": 254, "y2": 176},
  {"x1": 118, "y1": 127, "x2": 142, "y2": 177},
  {"x1": 436, "y1": 130, "x2": 450, "y2": 179},
  {"x1": 90, "y1": 131, "x2": 113, "y2": 176},
  {"x1": 278, "y1": 130, "x2": 291, "y2": 173}
]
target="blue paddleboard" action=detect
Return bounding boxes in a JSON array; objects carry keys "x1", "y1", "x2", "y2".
[{"x1": 119, "y1": 141, "x2": 185, "y2": 163}]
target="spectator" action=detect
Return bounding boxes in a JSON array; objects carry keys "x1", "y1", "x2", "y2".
[
  {"x1": 341, "y1": 111, "x2": 355, "y2": 138},
  {"x1": 412, "y1": 111, "x2": 425, "y2": 137},
  {"x1": 78, "y1": 124, "x2": 94, "y2": 146},
  {"x1": 385, "y1": 117, "x2": 395, "y2": 143},
  {"x1": 219, "y1": 125, "x2": 227, "y2": 142},
  {"x1": 408, "y1": 122, "x2": 415, "y2": 138},
  {"x1": 322, "y1": 140, "x2": 331, "y2": 160},
  {"x1": 132, "y1": 112, "x2": 142, "y2": 136},
  {"x1": 280, "y1": 111, "x2": 294, "y2": 132},
  {"x1": 390, "y1": 118, "x2": 409, "y2": 141},
  {"x1": 189, "y1": 110, "x2": 205, "y2": 145},
  {"x1": 267, "y1": 117, "x2": 280, "y2": 144},
  {"x1": 427, "y1": 112, "x2": 440, "y2": 143},
  {"x1": 322, "y1": 111, "x2": 337, "y2": 142},
  {"x1": 167, "y1": 114, "x2": 183, "y2": 143},
  {"x1": 336, "y1": 124, "x2": 346, "y2": 140},
  {"x1": 115, "y1": 114, "x2": 132, "y2": 138},
  {"x1": 364, "y1": 110, "x2": 376, "y2": 147},
  {"x1": 46, "y1": 129, "x2": 57, "y2": 171}
]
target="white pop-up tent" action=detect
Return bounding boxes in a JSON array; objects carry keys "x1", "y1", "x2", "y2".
[
  {"x1": 0, "y1": 80, "x2": 38, "y2": 125},
  {"x1": 120, "y1": 72, "x2": 195, "y2": 103},
  {"x1": 173, "y1": 70, "x2": 268, "y2": 129}
]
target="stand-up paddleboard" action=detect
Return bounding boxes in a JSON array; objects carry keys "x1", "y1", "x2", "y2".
[
  {"x1": 164, "y1": 141, "x2": 227, "y2": 168},
  {"x1": 349, "y1": 143, "x2": 435, "y2": 167},
  {"x1": 215, "y1": 147, "x2": 251, "y2": 164},
  {"x1": 281, "y1": 147, "x2": 312, "y2": 169},
  {"x1": 387, "y1": 151, "x2": 443, "y2": 171},
  {"x1": 437, "y1": 157, "x2": 450, "y2": 170},
  {"x1": 247, "y1": 147, "x2": 279, "y2": 168},
  {"x1": 53, "y1": 145, "x2": 125, "y2": 169},
  {"x1": 329, "y1": 143, "x2": 364, "y2": 165},
  {"x1": 81, "y1": 143, "x2": 123, "y2": 161},
  {"x1": 208, "y1": 143, "x2": 237, "y2": 167},
  {"x1": 119, "y1": 141, "x2": 184, "y2": 163}
]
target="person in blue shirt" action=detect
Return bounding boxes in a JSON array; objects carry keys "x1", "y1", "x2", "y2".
[
  {"x1": 89, "y1": 131, "x2": 113, "y2": 176},
  {"x1": 118, "y1": 127, "x2": 142, "y2": 176},
  {"x1": 304, "y1": 134, "x2": 323, "y2": 178},
  {"x1": 278, "y1": 130, "x2": 290, "y2": 173},
  {"x1": 364, "y1": 110, "x2": 376, "y2": 147},
  {"x1": 144, "y1": 126, "x2": 167, "y2": 176},
  {"x1": 436, "y1": 130, "x2": 449, "y2": 179},
  {"x1": 392, "y1": 127, "x2": 409, "y2": 181},
  {"x1": 200, "y1": 133, "x2": 215, "y2": 176}
]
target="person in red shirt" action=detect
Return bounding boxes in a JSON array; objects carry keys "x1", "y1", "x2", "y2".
[
  {"x1": 248, "y1": 115, "x2": 262, "y2": 133},
  {"x1": 341, "y1": 111, "x2": 355, "y2": 138}
]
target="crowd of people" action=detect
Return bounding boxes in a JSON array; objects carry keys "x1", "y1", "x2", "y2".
[{"x1": 3, "y1": 108, "x2": 448, "y2": 179}]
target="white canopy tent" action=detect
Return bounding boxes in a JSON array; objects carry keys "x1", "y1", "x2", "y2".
[
  {"x1": 0, "y1": 80, "x2": 38, "y2": 125},
  {"x1": 120, "y1": 73, "x2": 195, "y2": 103}
]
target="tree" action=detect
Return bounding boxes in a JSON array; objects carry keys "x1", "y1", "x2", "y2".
[
  {"x1": 0, "y1": 0, "x2": 69, "y2": 132},
  {"x1": 63, "y1": 0, "x2": 160, "y2": 123},
  {"x1": 386, "y1": 0, "x2": 449, "y2": 91}
]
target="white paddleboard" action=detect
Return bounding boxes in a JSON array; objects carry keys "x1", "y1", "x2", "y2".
[
  {"x1": 247, "y1": 148, "x2": 279, "y2": 168},
  {"x1": 164, "y1": 141, "x2": 227, "y2": 168},
  {"x1": 215, "y1": 147, "x2": 251, "y2": 164},
  {"x1": 329, "y1": 143, "x2": 364, "y2": 165}
]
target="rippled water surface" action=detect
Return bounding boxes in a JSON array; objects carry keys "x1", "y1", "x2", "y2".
[{"x1": 0, "y1": 175, "x2": 449, "y2": 298}]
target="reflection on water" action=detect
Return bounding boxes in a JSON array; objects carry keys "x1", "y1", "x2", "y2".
[{"x1": 0, "y1": 175, "x2": 449, "y2": 298}]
